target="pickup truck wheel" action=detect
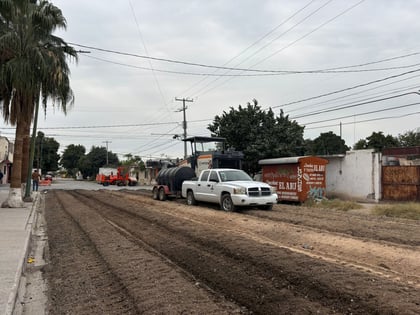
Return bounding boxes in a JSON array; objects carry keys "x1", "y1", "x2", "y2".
[
  {"x1": 221, "y1": 194, "x2": 236, "y2": 212},
  {"x1": 186, "y1": 191, "x2": 197, "y2": 205},
  {"x1": 152, "y1": 187, "x2": 159, "y2": 200},
  {"x1": 158, "y1": 188, "x2": 167, "y2": 201}
]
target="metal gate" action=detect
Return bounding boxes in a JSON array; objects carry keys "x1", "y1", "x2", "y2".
[{"x1": 382, "y1": 166, "x2": 420, "y2": 201}]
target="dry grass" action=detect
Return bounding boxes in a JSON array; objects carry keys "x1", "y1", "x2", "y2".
[
  {"x1": 303, "y1": 198, "x2": 362, "y2": 211},
  {"x1": 373, "y1": 203, "x2": 420, "y2": 220},
  {"x1": 303, "y1": 198, "x2": 420, "y2": 220}
]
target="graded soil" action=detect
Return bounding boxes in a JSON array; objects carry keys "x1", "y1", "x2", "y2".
[{"x1": 40, "y1": 189, "x2": 420, "y2": 314}]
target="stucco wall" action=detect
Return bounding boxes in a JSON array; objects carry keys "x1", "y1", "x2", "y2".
[{"x1": 325, "y1": 150, "x2": 381, "y2": 201}]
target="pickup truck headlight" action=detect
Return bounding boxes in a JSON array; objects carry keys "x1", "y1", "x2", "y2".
[
  {"x1": 233, "y1": 187, "x2": 247, "y2": 195},
  {"x1": 270, "y1": 186, "x2": 277, "y2": 194}
]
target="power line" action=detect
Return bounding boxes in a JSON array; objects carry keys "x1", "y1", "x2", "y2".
[
  {"x1": 69, "y1": 41, "x2": 420, "y2": 76},
  {"x1": 272, "y1": 68, "x2": 420, "y2": 109},
  {"x1": 194, "y1": 0, "x2": 367, "y2": 98},
  {"x1": 82, "y1": 55, "x2": 286, "y2": 77},
  {"x1": 69, "y1": 42, "x2": 293, "y2": 74},
  {"x1": 187, "y1": 0, "x2": 337, "y2": 97},
  {"x1": 303, "y1": 101, "x2": 420, "y2": 126},
  {"x1": 250, "y1": 0, "x2": 365, "y2": 69},
  {"x1": 286, "y1": 78, "x2": 420, "y2": 114},
  {"x1": 291, "y1": 91, "x2": 420, "y2": 119},
  {"x1": 0, "y1": 121, "x2": 179, "y2": 130},
  {"x1": 177, "y1": 0, "x2": 322, "y2": 96},
  {"x1": 84, "y1": 54, "x2": 420, "y2": 77},
  {"x1": 128, "y1": 0, "x2": 171, "y2": 115},
  {"x1": 305, "y1": 110, "x2": 420, "y2": 130}
]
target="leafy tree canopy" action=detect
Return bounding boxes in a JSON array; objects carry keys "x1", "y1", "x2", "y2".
[
  {"x1": 305, "y1": 131, "x2": 350, "y2": 155},
  {"x1": 207, "y1": 99, "x2": 305, "y2": 174},
  {"x1": 0, "y1": 0, "x2": 77, "y2": 205},
  {"x1": 61, "y1": 144, "x2": 119, "y2": 178},
  {"x1": 121, "y1": 154, "x2": 145, "y2": 171},
  {"x1": 353, "y1": 131, "x2": 399, "y2": 151},
  {"x1": 33, "y1": 131, "x2": 60, "y2": 172},
  {"x1": 353, "y1": 139, "x2": 368, "y2": 150},
  {"x1": 397, "y1": 130, "x2": 420, "y2": 147},
  {"x1": 77, "y1": 146, "x2": 119, "y2": 179},
  {"x1": 60, "y1": 144, "x2": 86, "y2": 176}
]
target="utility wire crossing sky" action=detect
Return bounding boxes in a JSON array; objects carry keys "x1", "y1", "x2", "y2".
[{"x1": 2, "y1": 0, "x2": 420, "y2": 159}]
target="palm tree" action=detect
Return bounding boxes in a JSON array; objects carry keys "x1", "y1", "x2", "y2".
[{"x1": 0, "y1": 0, "x2": 77, "y2": 207}]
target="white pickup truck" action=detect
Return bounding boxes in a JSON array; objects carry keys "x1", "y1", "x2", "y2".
[{"x1": 181, "y1": 168, "x2": 277, "y2": 211}]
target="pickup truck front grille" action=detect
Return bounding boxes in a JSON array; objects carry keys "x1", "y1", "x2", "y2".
[{"x1": 248, "y1": 187, "x2": 271, "y2": 197}]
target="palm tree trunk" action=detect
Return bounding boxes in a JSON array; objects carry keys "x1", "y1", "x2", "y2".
[
  {"x1": 21, "y1": 119, "x2": 30, "y2": 184},
  {"x1": 2, "y1": 120, "x2": 25, "y2": 207}
]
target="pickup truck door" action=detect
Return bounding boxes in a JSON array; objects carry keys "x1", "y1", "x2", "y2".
[
  {"x1": 195, "y1": 170, "x2": 210, "y2": 200},
  {"x1": 196, "y1": 170, "x2": 219, "y2": 202}
]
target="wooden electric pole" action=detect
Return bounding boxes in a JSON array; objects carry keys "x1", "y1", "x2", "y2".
[
  {"x1": 103, "y1": 140, "x2": 112, "y2": 165},
  {"x1": 175, "y1": 97, "x2": 193, "y2": 158}
]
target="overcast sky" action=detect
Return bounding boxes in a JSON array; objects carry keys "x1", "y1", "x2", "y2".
[{"x1": 4, "y1": 0, "x2": 420, "y2": 159}]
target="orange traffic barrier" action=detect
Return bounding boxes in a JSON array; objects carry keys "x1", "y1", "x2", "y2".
[{"x1": 39, "y1": 179, "x2": 51, "y2": 186}]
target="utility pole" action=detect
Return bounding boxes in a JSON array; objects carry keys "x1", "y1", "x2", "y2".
[
  {"x1": 103, "y1": 140, "x2": 112, "y2": 165},
  {"x1": 175, "y1": 97, "x2": 193, "y2": 159}
]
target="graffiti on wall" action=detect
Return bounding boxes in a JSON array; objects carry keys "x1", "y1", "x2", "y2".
[{"x1": 307, "y1": 186, "x2": 325, "y2": 199}]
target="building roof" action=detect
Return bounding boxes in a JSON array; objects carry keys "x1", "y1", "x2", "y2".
[{"x1": 259, "y1": 156, "x2": 329, "y2": 165}]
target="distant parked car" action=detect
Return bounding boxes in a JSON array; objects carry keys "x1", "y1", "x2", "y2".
[{"x1": 45, "y1": 174, "x2": 53, "y2": 181}]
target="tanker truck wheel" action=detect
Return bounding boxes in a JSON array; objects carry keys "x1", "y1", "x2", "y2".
[
  {"x1": 152, "y1": 187, "x2": 159, "y2": 200},
  {"x1": 186, "y1": 190, "x2": 197, "y2": 206},
  {"x1": 221, "y1": 194, "x2": 236, "y2": 212},
  {"x1": 158, "y1": 187, "x2": 167, "y2": 201}
]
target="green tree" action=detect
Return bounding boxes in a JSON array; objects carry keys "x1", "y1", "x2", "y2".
[
  {"x1": 77, "y1": 146, "x2": 119, "y2": 179},
  {"x1": 353, "y1": 139, "x2": 368, "y2": 150},
  {"x1": 60, "y1": 144, "x2": 86, "y2": 176},
  {"x1": 121, "y1": 154, "x2": 145, "y2": 170},
  {"x1": 208, "y1": 99, "x2": 304, "y2": 174},
  {"x1": 121, "y1": 154, "x2": 145, "y2": 180},
  {"x1": 354, "y1": 131, "x2": 399, "y2": 152},
  {"x1": 398, "y1": 130, "x2": 420, "y2": 147},
  {"x1": 33, "y1": 131, "x2": 60, "y2": 172},
  {"x1": 76, "y1": 155, "x2": 93, "y2": 180},
  {"x1": 0, "y1": 0, "x2": 77, "y2": 206},
  {"x1": 306, "y1": 131, "x2": 349, "y2": 155}
]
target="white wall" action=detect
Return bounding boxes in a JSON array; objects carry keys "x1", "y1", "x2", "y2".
[
  {"x1": 0, "y1": 137, "x2": 8, "y2": 161},
  {"x1": 325, "y1": 149, "x2": 382, "y2": 201}
]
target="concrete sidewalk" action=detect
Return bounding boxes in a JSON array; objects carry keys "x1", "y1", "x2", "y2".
[{"x1": 0, "y1": 187, "x2": 36, "y2": 315}]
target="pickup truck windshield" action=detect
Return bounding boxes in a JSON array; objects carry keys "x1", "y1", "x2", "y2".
[{"x1": 219, "y1": 170, "x2": 253, "y2": 182}]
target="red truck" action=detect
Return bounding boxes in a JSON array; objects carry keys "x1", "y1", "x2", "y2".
[{"x1": 96, "y1": 167, "x2": 137, "y2": 186}]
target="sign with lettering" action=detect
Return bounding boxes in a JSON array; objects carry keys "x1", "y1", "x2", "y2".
[{"x1": 261, "y1": 156, "x2": 328, "y2": 202}]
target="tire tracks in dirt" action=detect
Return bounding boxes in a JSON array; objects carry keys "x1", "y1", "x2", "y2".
[
  {"x1": 47, "y1": 190, "x2": 244, "y2": 314},
  {"x1": 116, "y1": 191, "x2": 420, "y2": 289},
  {"x1": 71, "y1": 189, "x2": 420, "y2": 314}
]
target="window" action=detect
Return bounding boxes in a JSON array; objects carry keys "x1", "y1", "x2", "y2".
[
  {"x1": 209, "y1": 171, "x2": 219, "y2": 182},
  {"x1": 219, "y1": 170, "x2": 252, "y2": 182},
  {"x1": 200, "y1": 171, "x2": 210, "y2": 181}
]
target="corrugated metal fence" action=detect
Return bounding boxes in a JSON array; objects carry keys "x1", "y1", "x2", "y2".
[{"x1": 382, "y1": 166, "x2": 420, "y2": 201}]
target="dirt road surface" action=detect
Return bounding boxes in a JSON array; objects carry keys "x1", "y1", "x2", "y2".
[{"x1": 40, "y1": 189, "x2": 419, "y2": 314}]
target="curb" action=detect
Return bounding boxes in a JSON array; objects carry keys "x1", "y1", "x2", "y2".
[{"x1": 5, "y1": 194, "x2": 39, "y2": 315}]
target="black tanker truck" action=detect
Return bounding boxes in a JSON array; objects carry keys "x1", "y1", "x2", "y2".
[{"x1": 152, "y1": 136, "x2": 243, "y2": 201}]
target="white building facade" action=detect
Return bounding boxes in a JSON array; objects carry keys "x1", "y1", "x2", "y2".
[
  {"x1": 0, "y1": 136, "x2": 14, "y2": 184},
  {"x1": 324, "y1": 149, "x2": 382, "y2": 201}
]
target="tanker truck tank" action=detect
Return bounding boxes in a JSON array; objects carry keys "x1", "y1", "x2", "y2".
[{"x1": 153, "y1": 166, "x2": 196, "y2": 201}]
